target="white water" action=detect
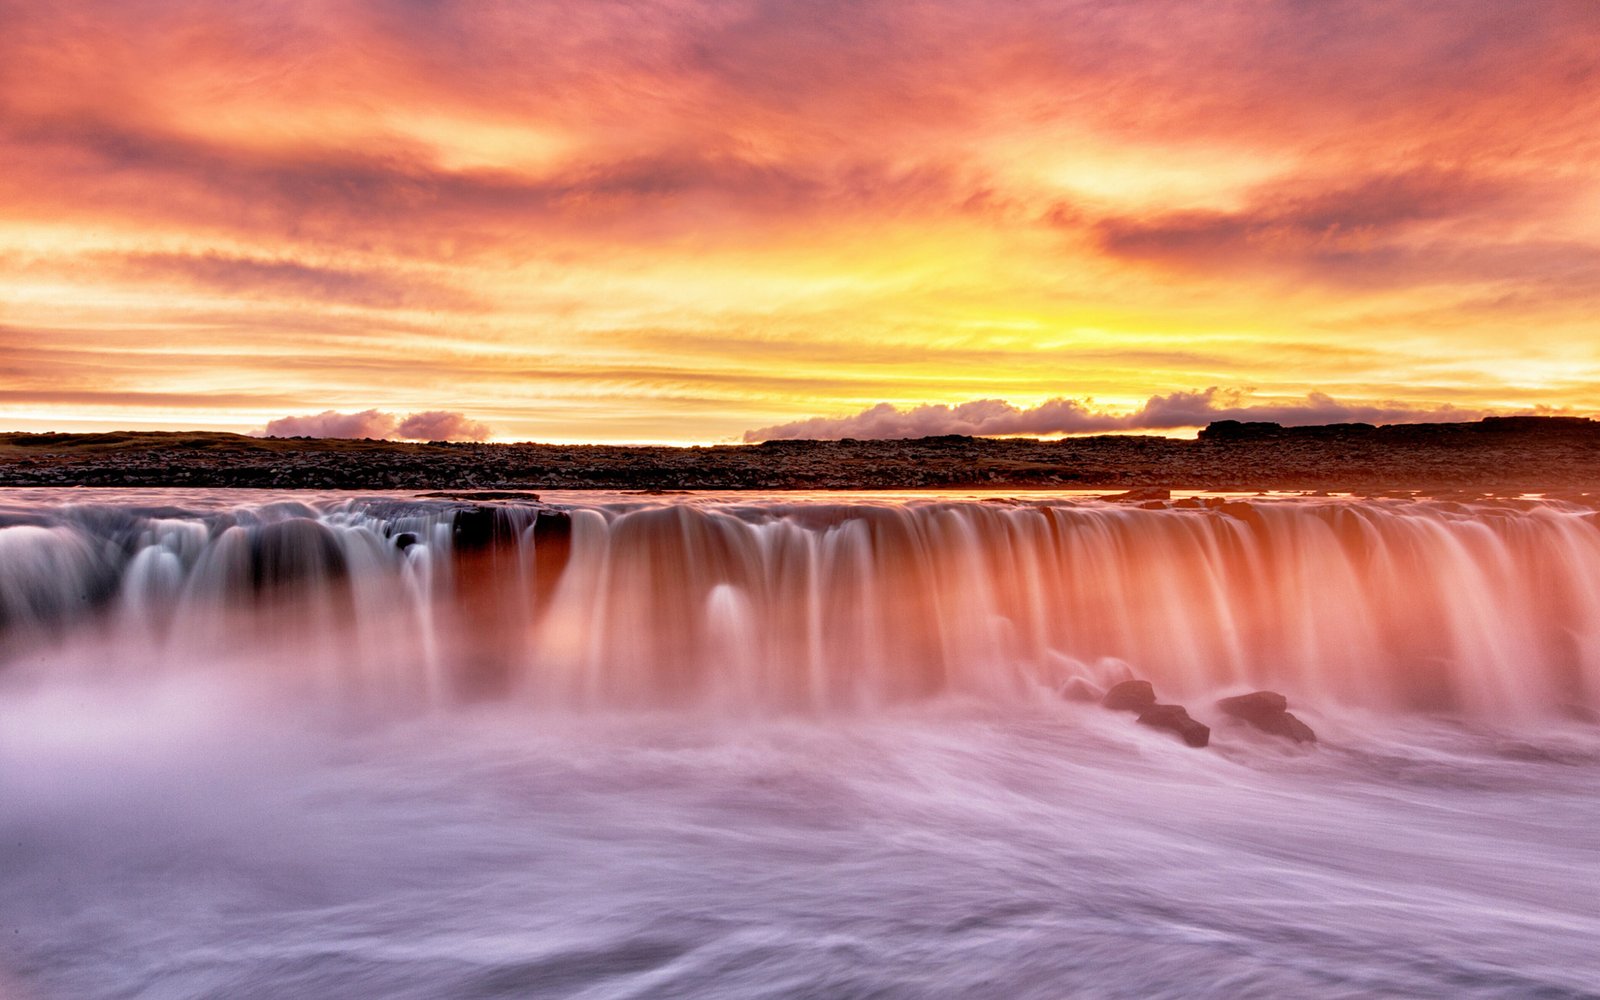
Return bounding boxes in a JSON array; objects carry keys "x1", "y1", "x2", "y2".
[
  {"x1": 3, "y1": 489, "x2": 1599, "y2": 717},
  {"x1": 2, "y1": 490, "x2": 1598, "y2": 998}
]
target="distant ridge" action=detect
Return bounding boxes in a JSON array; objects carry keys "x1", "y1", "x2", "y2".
[
  {"x1": 1198, "y1": 415, "x2": 1595, "y2": 440},
  {"x1": 2, "y1": 416, "x2": 1597, "y2": 491}
]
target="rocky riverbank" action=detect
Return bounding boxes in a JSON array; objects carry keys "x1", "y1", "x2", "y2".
[{"x1": 2, "y1": 416, "x2": 1598, "y2": 492}]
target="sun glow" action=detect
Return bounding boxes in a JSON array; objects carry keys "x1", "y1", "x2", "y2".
[{"x1": 1, "y1": 2, "x2": 1596, "y2": 441}]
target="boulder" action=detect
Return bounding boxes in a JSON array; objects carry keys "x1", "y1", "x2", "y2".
[
  {"x1": 1102, "y1": 679, "x2": 1156, "y2": 712},
  {"x1": 1137, "y1": 704, "x2": 1211, "y2": 747},
  {"x1": 1059, "y1": 676, "x2": 1105, "y2": 703},
  {"x1": 1217, "y1": 690, "x2": 1316, "y2": 744},
  {"x1": 1217, "y1": 691, "x2": 1287, "y2": 716},
  {"x1": 1252, "y1": 711, "x2": 1316, "y2": 743}
]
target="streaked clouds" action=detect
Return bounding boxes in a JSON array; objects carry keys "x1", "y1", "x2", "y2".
[{"x1": 1, "y1": 0, "x2": 1597, "y2": 441}]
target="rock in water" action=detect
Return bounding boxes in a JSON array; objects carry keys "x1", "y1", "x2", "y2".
[
  {"x1": 1256, "y1": 712, "x2": 1316, "y2": 743},
  {"x1": 1060, "y1": 677, "x2": 1105, "y2": 703},
  {"x1": 1137, "y1": 704, "x2": 1211, "y2": 747},
  {"x1": 1102, "y1": 680, "x2": 1156, "y2": 711},
  {"x1": 1217, "y1": 691, "x2": 1287, "y2": 716},
  {"x1": 1217, "y1": 690, "x2": 1317, "y2": 744}
]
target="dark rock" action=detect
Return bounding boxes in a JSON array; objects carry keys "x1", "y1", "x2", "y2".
[
  {"x1": 393, "y1": 531, "x2": 419, "y2": 550},
  {"x1": 1218, "y1": 501, "x2": 1264, "y2": 527},
  {"x1": 1060, "y1": 676, "x2": 1105, "y2": 703},
  {"x1": 1137, "y1": 704, "x2": 1211, "y2": 747},
  {"x1": 1478, "y1": 415, "x2": 1594, "y2": 433},
  {"x1": 531, "y1": 510, "x2": 574, "y2": 606},
  {"x1": 1102, "y1": 487, "x2": 1171, "y2": 502},
  {"x1": 1102, "y1": 679, "x2": 1156, "y2": 712},
  {"x1": 1217, "y1": 690, "x2": 1316, "y2": 743},
  {"x1": 1198, "y1": 420, "x2": 1283, "y2": 441},
  {"x1": 248, "y1": 519, "x2": 347, "y2": 593},
  {"x1": 1257, "y1": 712, "x2": 1316, "y2": 743},
  {"x1": 1217, "y1": 691, "x2": 1288, "y2": 716},
  {"x1": 452, "y1": 505, "x2": 522, "y2": 551}
]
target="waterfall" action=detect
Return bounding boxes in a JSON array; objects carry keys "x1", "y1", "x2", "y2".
[{"x1": 2, "y1": 493, "x2": 1597, "y2": 718}]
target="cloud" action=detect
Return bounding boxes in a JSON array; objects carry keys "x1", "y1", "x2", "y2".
[
  {"x1": 262, "y1": 409, "x2": 399, "y2": 439},
  {"x1": 395, "y1": 410, "x2": 491, "y2": 441},
  {"x1": 113, "y1": 252, "x2": 478, "y2": 311},
  {"x1": 1089, "y1": 168, "x2": 1569, "y2": 289},
  {"x1": 743, "y1": 388, "x2": 1487, "y2": 441},
  {"x1": 261, "y1": 409, "x2": 490, "y2": 441}
]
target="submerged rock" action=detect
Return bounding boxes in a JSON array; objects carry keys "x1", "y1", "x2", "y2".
[
  {"x1": 1102, "y1": 679, "x2": 1156, "y2": 712},
  {"x1": 1217, "y1": 690, "x2": 1317, "y2": 743},
  {"x1": 1060, "y1": 676, "x2": 1105, "y2": 703},
  {"x1": 1137, "y1": 704, "x2": 1211, "y2": 747}
]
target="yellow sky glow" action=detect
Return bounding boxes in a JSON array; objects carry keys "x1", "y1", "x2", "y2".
[{"x1": 2, "y1": 1, "x2": 1598, "y2": 443}]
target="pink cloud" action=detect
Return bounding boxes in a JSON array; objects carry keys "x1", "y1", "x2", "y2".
[
  {"x1": 396, "y1": 410, "x2": 491, "y2": 442},
  {"x1": 744, "y1": 389, "x2": 1488, "y2": 441},
  {"x1": 261, "y1": 409, "x2": 490, "y2": 441}
]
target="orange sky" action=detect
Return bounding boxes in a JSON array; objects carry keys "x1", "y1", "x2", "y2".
[{"x1": 2, "y1": 1, "x2": 1597, "y2": 443}]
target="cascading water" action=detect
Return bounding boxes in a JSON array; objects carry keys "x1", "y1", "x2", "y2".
[
  {"x1": 2, "y1": 490, "x2": 1597, "y2": 719},
  {"x1": 4, "y1": 489, "x2": 1600, "y2": 1000}
]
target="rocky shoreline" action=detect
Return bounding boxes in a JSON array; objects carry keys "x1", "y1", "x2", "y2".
[{"x1": 2, "y1": 416, "x2": 1598, "y2": 493}]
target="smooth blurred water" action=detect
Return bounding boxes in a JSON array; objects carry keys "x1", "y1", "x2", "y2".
[
  {"x1": 1, "y1": 490, "x2": 1598, "y2": 999},
  {"x1": 2, "y1": 679, "x2": 1598, "y2": 1000},
  {"x1": 3, "y1": 489, "x2": 1599, "y2": 718}
]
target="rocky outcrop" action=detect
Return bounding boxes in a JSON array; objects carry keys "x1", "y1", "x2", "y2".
[
  {"x1": 1217, "y1": 690, "x2": 1317, "y2": 743},
  {"x1": 1102, "y1": 679, "x2": 1157, "y2": 712},
  {"x1": 1137, "y1": 704, "x2": 1211, "y2": 747}
]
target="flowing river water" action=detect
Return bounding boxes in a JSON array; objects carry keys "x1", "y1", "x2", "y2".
[{"x1": 1, "y1": 490, "x2": 1597, "y2": 999}]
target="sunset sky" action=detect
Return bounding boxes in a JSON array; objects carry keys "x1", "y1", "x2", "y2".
[{"x1": 2, "y1": 0, "x2": 1597, "y2": 443}]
